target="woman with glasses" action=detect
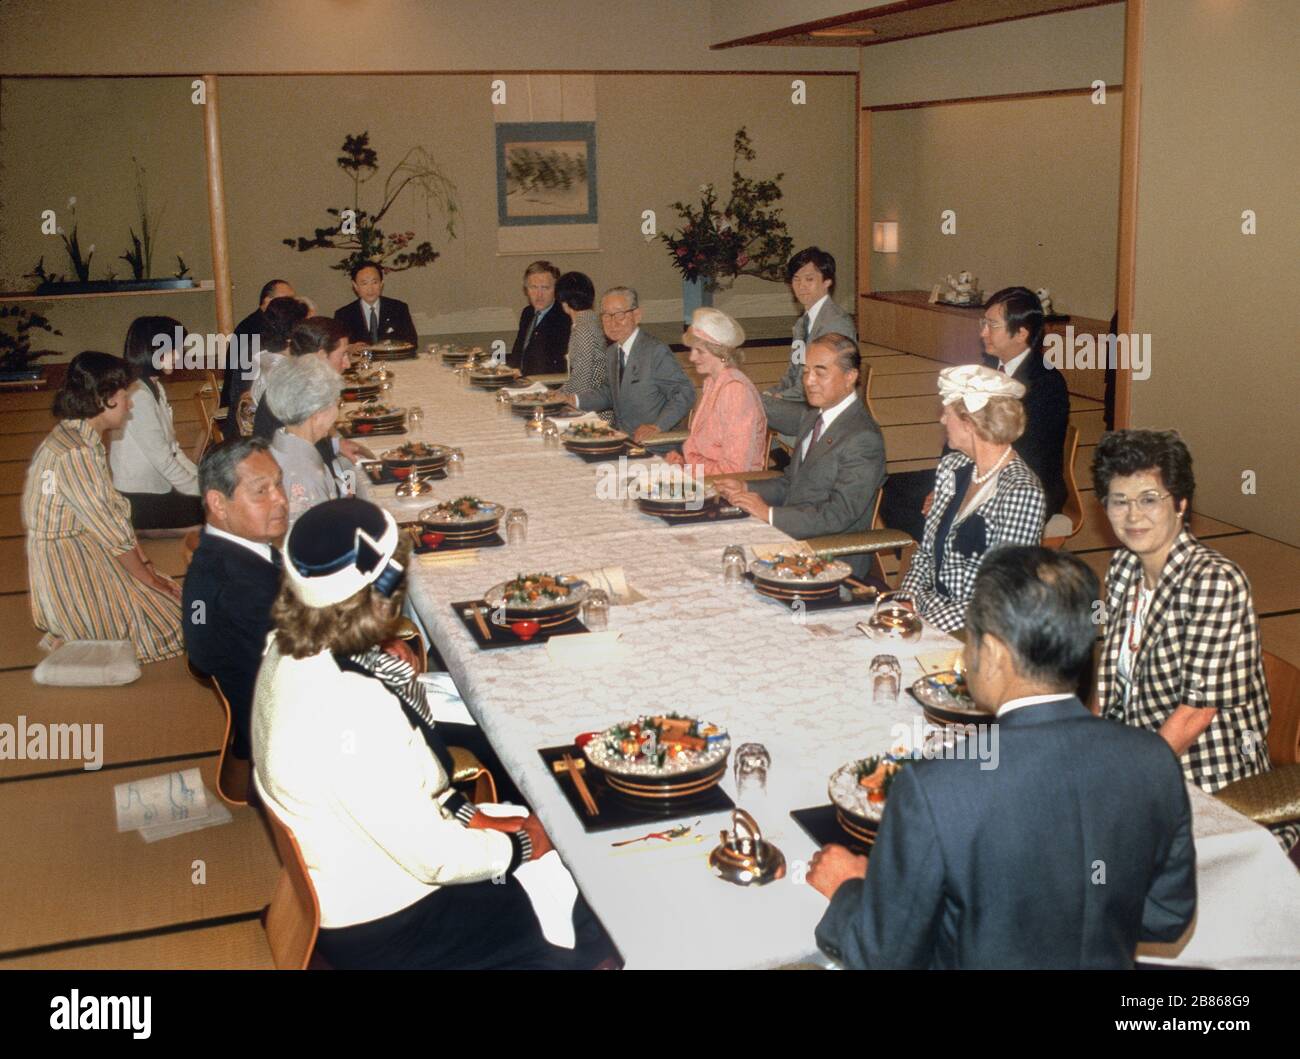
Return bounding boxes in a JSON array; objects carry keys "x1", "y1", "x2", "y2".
[
  {"x1": 1092, "y1": 430, "x2": 1280, "y2": 820},
  {"x1": 899, "y1": 364, "x2": 1046, "y2": 631}
]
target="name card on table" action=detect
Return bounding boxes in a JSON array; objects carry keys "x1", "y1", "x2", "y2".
[{"x1": 546, "y1": 631, "x2": 628, "y2": 670}]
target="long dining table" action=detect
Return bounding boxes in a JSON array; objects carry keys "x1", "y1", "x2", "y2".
[{"x1": 356, "y1": 348, "x2": 1300, "y2": 970}]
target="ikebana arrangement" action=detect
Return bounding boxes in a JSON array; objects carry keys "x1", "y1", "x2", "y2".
[
  {"x1": 0, "y1": 305, "x2": 61, "y2": 381},
  {"x1": 282, "y1": 131, "x2": 460, "y2": 275}
]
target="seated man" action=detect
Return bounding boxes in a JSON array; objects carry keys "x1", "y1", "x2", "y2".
[
  {"x1": 568, "y1": 286, "x2": 695, "y2": 445},
  {"x1": 223, "y1": 278, "x2": 294, "y2": 410},
  {"x1": 879, "y1": 286, "x2": 1069, "y2": 541},
  {"x1": 810, "y1": 546, "x2": 1196, "y2": 969},
  {"x1": 333, "y1": 260, "x2": 418, "y2": 347},
  {"x1": 183, "y1": 438, "x2": 288, "y2": 761},
  {"x1": 716, "y1": 334, "x2": 885, "y2": 579},
  {"x1": 508, "y1": 260, "x2": 571, "y2": 377},
  {"x1": 762, "y1": 246, "x2": 857, "y2": 439}
]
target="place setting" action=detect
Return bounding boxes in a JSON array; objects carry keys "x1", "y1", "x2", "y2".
[
  {"x1": 401, "y1": 495, "x2": 508, "y2": 554},
  {"x1": 467, "y1": 364, "x2": 523, "y2": 390},
  {"x1": 450, "y1": 570, "x2": 594, "y2": 649},
  {"x1": 740, "y1": 547, "x2": 887, "y2": 611},
  {"x1": 359, "y1": 338, "x2": 418, "y2": 361},
  {"x1": 557, "y1": 421, "x2": 653, "y2": 462},
  {"x1": 337, "y1": 400, "x2": 408, "y2": 438},
  {"x1": 339, "y1": 364, "x2": 391, "y2": 402},
  {"x1": 358, "y1": 440, "x2": 451, "y2": 486},
  {"x1": 636, "y1": 480, "x2": 749, "y2": 526},
  {"x1": 538, "y1": 714, "x2": 736, "y2": 832}
]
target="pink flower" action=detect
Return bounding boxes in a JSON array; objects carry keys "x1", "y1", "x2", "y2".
[{"x1": 675, "y1": 247, "x2": 688, "y2": 257}]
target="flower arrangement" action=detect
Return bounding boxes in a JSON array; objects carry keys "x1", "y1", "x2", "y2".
[
  {"x1": 118, "y1": 159, "x2": 163, "y2": 281},
  {"x1": 282, "y1": 132, "x2": 460, "y2": 275},
  {"x1": 0, "y1": 306, "x2": 61, "y2": 374},
  {"x1": 659, "y1": 128, "x2": 794, "y2": 289}
]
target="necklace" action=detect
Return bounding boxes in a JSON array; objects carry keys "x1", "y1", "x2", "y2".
[{"x1": 971, "y1": 447, "x2": 1011, "y2": 485}]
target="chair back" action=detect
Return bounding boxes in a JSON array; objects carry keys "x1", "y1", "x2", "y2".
[
  {"x1": 858, "y1": 362, "x2": 877, "y2": 422},
  {"x1": 209, "y1": 676, "x2": 251, "y2": 807},
  {"x1": 261, "y1": 804, "x2": 322, "y2": 970},
  {"x1": 1264, "y1": 651, "x2": 1300, "y2": 766},
  {"x1": 1042, "y1": 423, "x2": 1083, "y2": 548}
]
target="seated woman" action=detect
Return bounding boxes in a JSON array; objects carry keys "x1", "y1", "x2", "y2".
[
  {"x1": 265, "y1": 355, "x2": 348, "y2": 523},
  {"x1": 109, "y1": 315, "x2": 204, "y2": 531},
  {"x1": 245, "y1": 295, "x2": 309, "y2": 421},
  {"x1": 664, "y1": 308, "x2": 767, "y2": 475},
  {"x1": 22, "y1": 351, "x2": 183, "y2": 661},
  {"x1": 1091, "y1": 430, "x2": 1291, "y2": 849},
  {"x1": 253, "y1": 497, "x2": 611, "y2": 969},
  {"x1": 556, "y1": 271, "x2": 612, "y2": 422},
  {"x1": 900, "y1": 364, "x2": 1046, "y2": 631}
]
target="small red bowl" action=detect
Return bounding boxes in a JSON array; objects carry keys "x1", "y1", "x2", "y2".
[
  {"x1": 573, "y1": 731, "x2": 598, "y2": 749},
  {"x1": 392, "y1": 465, "x2": 412, "y2": 479},
  {"x1": 356, "y1": 423, "x2": 374, "y2": 434},
  {"x1": 510, "y1": 620, "x2": 540, "y2": 641},
  {"x1": 420, "y1": 531, "x2": 445, "y2": 548}
]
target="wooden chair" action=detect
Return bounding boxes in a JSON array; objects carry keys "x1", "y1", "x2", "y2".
[
  {"x1": 1042, "y1": 424, "x2": 1083, "y2": 549},
  {"x1": 260, "y1": 804, "x2": 322, "y2": 970},
  {"x1": 1213, "y1": 652, "x2": 1300, "y2": 828},
  {"x1": 196, "y1": 392, "x2": 224, "y2": 450},
  {"x1": 181, "y1": 528, "x2": 202, "y2": 570},
  {"x1": 802, "y1": 492, "x2": 915, "y2": 589},
  {"x1": 209, "y1": 675, "x2": 252, "y2": 808}
]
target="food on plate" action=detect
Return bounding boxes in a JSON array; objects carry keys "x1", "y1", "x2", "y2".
[
  {"x1": 855, "y1": 753, "x2": 913, "y2": 804},
  {"x1": 600, "y1": 715, "x2": 728, "y2": 769},
  {"x1": 426, "y1": 495, "x2": 490, "y2": 520},
  {"x1": 347, "y1": 401, "x2": 403, "y2": 419},
  {"x1": 383, "y1": 441, "x2": 446, "y2": 461},
  {"x1": 564, "y1": 422, "x2": 622, "y2": 440},
  {"x1": 766, "y1": 553, "x2": 831, "y2": 579},
  {"x1": 501, "y1": 572, "x2": 573, "y2": 605}
]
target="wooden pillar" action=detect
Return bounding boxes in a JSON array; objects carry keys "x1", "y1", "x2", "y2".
[
  {"x1": 201, "y1": 73, "x2": 234, "y2": 335},
  {"x1": 1113, "y1": 0, "x2": 1144, "y2": 430},
  {"x1": 856, "y1": 104, "x2": 872, "y2": 303}
]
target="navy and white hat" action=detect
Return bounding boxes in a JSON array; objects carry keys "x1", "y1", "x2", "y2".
[{"x1": 284, "y1": 498, "x2": 405, "y2": 608}]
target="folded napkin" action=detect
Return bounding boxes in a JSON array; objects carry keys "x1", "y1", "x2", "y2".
[
  {"x1": 546, "y1": 630, "x2": 629, "y2": 670},
  {"x1": 569, "y1": 565, "x2": 646, "y2": 605},
  {"x1": 502, "y1": 381, "x2": 550, "y2": 397},
  {"x1": 476, "y1": 803, "x2": 577, "y2": 949},
  {"x1": 418, "y1": 549, "x2": 479, "y2": 567},
  {"x1": 751, "y1": 542, "x2": 815, "y2": 562}
]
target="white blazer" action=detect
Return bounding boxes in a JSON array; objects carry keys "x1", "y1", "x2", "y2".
[{"x1": 109, "y1": 380, "x2": 200, "y2": 495}]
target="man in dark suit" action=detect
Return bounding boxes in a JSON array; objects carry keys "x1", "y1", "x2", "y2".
[
  {"x1": 716, "y1": 334, "x2": 886, "y2": 580},
  {"x1": 979, "y1": 286, "x2": 1069, "y2": 518},
  {"x1": 183, "y1": 438, "x2": 288, "y2": 762},
  {"x1": 507, "y1": 260, "x2": 571, "y2": 376},
  {"x1": 333, "y1": 260, "x2": 418, "y2": 347},
  {"x1": 568, "y1": 286, "x2": 695, "y2": 443},
  {"x1": 810, "y1": 546, "x2": 1196, "y2": 969},
  {"x1": 223, "y1": 278, "x2": 294, "y2": 410}
]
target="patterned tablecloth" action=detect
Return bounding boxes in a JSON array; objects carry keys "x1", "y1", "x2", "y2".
[{"x1": 357, "y1": 353, "x2": 1300, "y2": 969}]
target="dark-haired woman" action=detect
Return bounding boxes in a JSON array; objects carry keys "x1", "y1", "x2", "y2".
[
  {"x1": 109, "y1": 315, "x2": 203, "y2": 530},
  {"x1": 253, "y1": 498, "x2": 613, "y2": 968},
  {"x1": 556, "y1": 271, "x2": 615, "y2": 423},
  {"x1": 1093, "y1": 431, "x2": 1283, "y2": 837},
  {"x1": 22, "y1": 352, "x2": 183, "y2": 662}
]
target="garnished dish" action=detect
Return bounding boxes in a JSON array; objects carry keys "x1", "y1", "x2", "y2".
[
  {"x1": 419, "y1": 496, "x2": 502, "y2": 524},
  {"x1": 499, "y1": 572, "x2": 576, "y2": 605},
  {"x1": 584, "y1": 714, "x2": 731, "y2": 781},
  {"x1": 829, "y1": 751, "x2": 920, "y2": 839},
  {"x1": 483, "y1": 573, "x2": 589, "y2": 621},
  {"x1": 346, "y1": 401, "x2": 405, "y2": 422},
  {"x1": 564, "y1": 422, "x2": 624, "y2": 440},
  {"x1": 640, "y1": 480, "x2": 714, "y2": 503},
  {"x1": 749, "y1": 553, "x2": 852, "y2": 586},
  {"x1": 380, "y1": 441, "x2": 451, "y2": 477},
  {"x1": 908, "y1": 670, "x2": 982, "y2": 725},
  {"x1": 509, "y1": 392, "x2": 569, "y2": 414}
]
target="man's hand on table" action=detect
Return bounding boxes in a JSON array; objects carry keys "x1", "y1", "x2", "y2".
[
  {"x1": 631, "y1": 424, "x2": 660, "y2": 445},
  {"x1": 664, "y1": 450, "x2": 684, "y2": 466},
  {"x1": 808, "y1": 843, "x2": 868, "y2": 899},
  {"x1": 725, "y1": 490, "x2": 770, "y2": 522},
  {"x1": 338, "y1": 437, "x2": 373, "y2": 462},
  {"x1": 467, "y1": 809, "x2": 555, "y2": 861}
]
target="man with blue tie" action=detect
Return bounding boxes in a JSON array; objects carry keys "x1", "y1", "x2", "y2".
[
  {"x1": 508, "y1": 260, "x2": 571, "y2": 376},
  {"x1": 567, "y1": 286, "x2": 695, "y2": 445},
  {"x1": 809, "y1": 546, "x2": 1196, "y2": 969},
  {"x1": 333, "y1": 260, "x2": 418, "y2": 348}
]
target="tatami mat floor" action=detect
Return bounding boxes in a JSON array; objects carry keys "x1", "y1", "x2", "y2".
[{"x1": 0, "y1": 337, "x2": 1295, "y2": 970}]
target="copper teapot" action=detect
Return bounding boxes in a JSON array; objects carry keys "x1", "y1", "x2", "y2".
[{"x1": 709, "y1": 808, "x2": 786, "y2": 887}]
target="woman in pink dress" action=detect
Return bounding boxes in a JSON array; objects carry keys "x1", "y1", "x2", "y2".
[{"x1": 665, "y1": 308, "x2": 767, "y2": 476}]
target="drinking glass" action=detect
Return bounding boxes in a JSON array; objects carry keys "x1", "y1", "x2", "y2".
[
  {"x1": 407, "y1": 405, "x2": 423, "y2": 428},
  {"x1": 496, "y1": 390, "x2": 512, "y2": 414},
  {"x1": 447, "y1": 449, "x2": 465, "y2": 477},
  {"x1": 505, "y1": 508, "x2": 528, "y2": 546},
  {"x1": 721, "y1": 545, "x2": 747, "y2": 586},
  {"x1": 582, "y1": 589, "x2": 609, "y2": 632},
  {"x1": 869, "y1": 654, "x2": 902, "y2": 706},
  {"x1": 542, "y1": 421, "x2": 560, "y2": 448},
  {"x1": 734, "y1": 743, "x2": 771, "y2": 802}
]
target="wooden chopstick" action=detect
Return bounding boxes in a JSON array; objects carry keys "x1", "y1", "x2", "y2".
[
  {"x1": 564, "y1": 752, "x2": 599, "y2": 816},
  {"x1": 471, "y1": 605, "x2": 492, "y2": 640},
  {"x1": 844, "y1": 576, "x2": 879, "y2": 597}
]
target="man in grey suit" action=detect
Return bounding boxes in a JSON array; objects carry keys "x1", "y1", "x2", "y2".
[
  {"x1": 567, "y1": 286, "x2": 695, "y2": 444},
  {"x1": 763, "y1": 247, "x2": 858, "y2": 439},
  {"x1": 716, "y1": 334, "x2": 885, "y2": 579}
]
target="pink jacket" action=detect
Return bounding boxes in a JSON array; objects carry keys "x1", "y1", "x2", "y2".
[{"x1": 681, "y1": 365, "x2": 768, "y2": 475}]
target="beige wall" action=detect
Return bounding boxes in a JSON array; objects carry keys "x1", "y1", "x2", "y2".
[
  {"x1": 1, "y1": 73, "x2": 856, "y2": 355},
  {"x1": 870, "y1": 90, "x2": 1122, "y2": 320},
  {"x1": 1129, "y1": 0, "x2": 1299, "y2": 546},
  {"x1": 0, "y1": 0, "x2": 858, "y2": 75},
  {"x1": 860, "y1": 4, "x2": 1125, "y2": 107}
]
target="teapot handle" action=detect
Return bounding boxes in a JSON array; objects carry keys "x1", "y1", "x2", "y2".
[{"x1": 732, "y1": 808, "x2": 764, "y2": 855}]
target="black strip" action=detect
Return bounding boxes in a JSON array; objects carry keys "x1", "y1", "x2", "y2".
[
  {"x1": 0, "y1": 910, "x2": 264, "y2": 962},
  {"x1": 1259, "y1": 608, "x2": 1300, "y2": 620},
  {"x1": 0, "y1": 750, "x2": 216, "y2": 785}
]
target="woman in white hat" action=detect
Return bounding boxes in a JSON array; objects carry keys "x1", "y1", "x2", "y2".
[
  {"x1": 252, "y1": 498, "x2": 614, "y2": 968},
  {"x1": 900, "y1": 364, "x2": 1047, "y2": 631},
  {"x1": 664, "y1": 307, "x2": 768, "y2": 475}
]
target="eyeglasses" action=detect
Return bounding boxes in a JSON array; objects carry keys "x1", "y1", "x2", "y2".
[
  {"x1": 599, "y1": 309, "x2": 634, "y2": 321},
  {"x1": 1103, "y1": 491, "x2": 1172, "y2": 516},
  {"x1": 977, "y1": 318, "x2": 1006, "y2": 331}
]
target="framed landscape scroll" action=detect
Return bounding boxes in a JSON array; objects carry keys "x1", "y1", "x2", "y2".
[{"x1": 495, "y1": 121, "x2": 598, "y2": 227}]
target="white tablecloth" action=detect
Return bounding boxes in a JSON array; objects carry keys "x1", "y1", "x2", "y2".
[{"x1": 359, "y1": 354, "x2": 1300, "y2": 969}]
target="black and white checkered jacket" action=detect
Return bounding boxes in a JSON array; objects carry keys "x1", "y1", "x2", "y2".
[
  {"x1": 1096, "y1": 530, "x2": 1272, "y2": 794},
  {"x1": 900, "y1": 451, "x2": 1046, "y2": 632}
]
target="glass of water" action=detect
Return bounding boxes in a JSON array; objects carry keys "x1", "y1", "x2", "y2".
[
  {"x1": 542, "y1": 421, "x2": 560, "y2": 448},
  {"x1": 408, "y1": 405, "x2": 424, "y2": 429},
  {"x1": 869, "y1": 654, "x2": 903, "y2": 706},
  {"x1": 734, "y1": 742, "x2": 771, "y2": 803},
  {"x1": 582, "y1": 589, "x2": 609, "y2": 631},
  {"x1": 721, "y1": 545, "x2": 747, "y2": 586},
  {"x1": 447, "y1": 449, "x2": 464, "y2": 477},
  {"x1": 505, "y1": 508, "x2": 528, "y2": 546}
]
